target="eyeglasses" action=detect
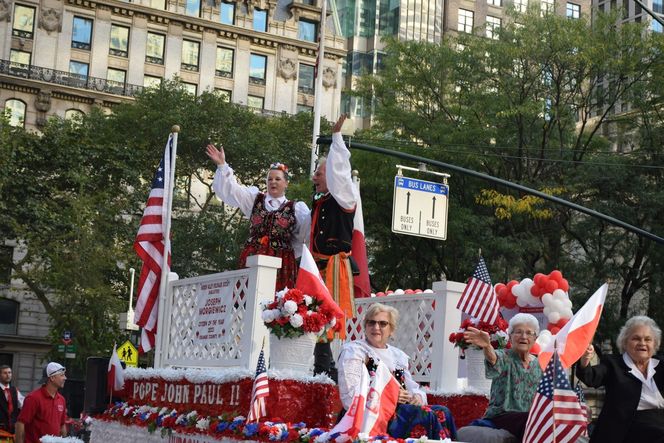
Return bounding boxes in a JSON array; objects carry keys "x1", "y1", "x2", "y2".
[
  {"x1": 511, "y1": 330, "x2": 536, "y2": 337},
  {"x1": 366, "y1": 320, "x2": 390, "y2": 329}
]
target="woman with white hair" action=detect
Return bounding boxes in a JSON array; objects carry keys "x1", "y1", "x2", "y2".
[
  {"x1": 337, "y1": 303, "x2": 457, "y2": 440},
  {"x1": 206, "y1": 144, "x2": 309, "y2": 291},
  {"x1": 462, "y1": 313, "x2": 542, "y2": 440},
  {"x1": 577, "y1": 315, "x2": 664, "y2": 442}
]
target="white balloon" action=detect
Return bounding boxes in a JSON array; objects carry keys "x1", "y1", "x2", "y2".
[
  {"x1": 552, "y1": 289, "x2": 567, "y2": 299},
  {"x1": 536, "y1": 330, "x2": 553, "y2": 348},
  {"x1": 516, "y1": 296, "x2": 529, "y2": 307},
  {"x1": 543, "y1": 306, "x2": 551, "y2": 317},
  {"x1": 548, "y1": 311, "x2": 561, "y2": 324},
  {"x1": 562, "y1": 308, "x2": 574, "y2": 319},
  {"x1": 563, "y1": 298, "x2": 573, "y2": 308},
  {"x1": 542, "y1": 293, "x2": 553, "y2": 305},
  {"x1": 394, "y1": 289, "x2": 405, "y2": 295}
]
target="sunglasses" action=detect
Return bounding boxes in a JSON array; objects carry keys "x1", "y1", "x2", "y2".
[{"x1": 366, "y1": 319, "x2": 390, "y2": 329}]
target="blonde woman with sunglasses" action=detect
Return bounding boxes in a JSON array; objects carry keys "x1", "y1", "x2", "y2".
[{"x1": 206, "y1": 145, "x2": 309, "y2": 291}]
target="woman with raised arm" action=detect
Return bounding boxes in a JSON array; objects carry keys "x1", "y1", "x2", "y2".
[{"x1": 206, "y1": 144, "x2": 309, "y2": 291}]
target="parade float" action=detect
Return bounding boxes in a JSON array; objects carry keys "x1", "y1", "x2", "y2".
[{"x1": 90, "y1": 247, "x2": 583, "y2": 443}]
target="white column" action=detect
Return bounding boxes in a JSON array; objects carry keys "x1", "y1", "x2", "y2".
[
  {"x1": 198, "y1": 29, "x2": 217, "y2": 93},
  {"x1": 127, "y1": 16, "x2": 148, "y2": 85},
  {"x1": 430, "y1": 279, "x2": 465, "y2": 391}
]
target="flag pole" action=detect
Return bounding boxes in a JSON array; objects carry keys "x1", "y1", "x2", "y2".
[
  {"x1": 154, "y1": 126, "x2": 179, "y2": 366},
  {"x1": 552, "y1": 340, "x2": 558, "y2": 443},
  {"x1": 109, "y1": 343, "x2": 116, "y2": 405},
  {"x1": 310, "y1": 0, "x2": 328, "y2": 176}
]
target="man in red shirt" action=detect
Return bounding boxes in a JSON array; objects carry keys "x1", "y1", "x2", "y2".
[{"x1": 15, "y1": 362, "x2": 67, "y2": 443}]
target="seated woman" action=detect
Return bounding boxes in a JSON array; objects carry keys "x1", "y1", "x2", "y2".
[
  {"x1": 337, "y1": 303, "x2": 456, "y2": 440},
  {"x1": 206, "y1": 144, "x2": 309, "y2": 291},
  {"x1": 577, "y1": 315, "x2": 664, "y2": 442},
  {"x1": 461, "y1": 313, "x2": 542, "y2": 441}
]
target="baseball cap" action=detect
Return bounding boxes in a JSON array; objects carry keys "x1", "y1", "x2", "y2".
[{"x1": 39, "y1": 362, "x2": 66, "y2": 383}]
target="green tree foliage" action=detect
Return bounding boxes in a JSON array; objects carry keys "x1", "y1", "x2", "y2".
[
  {"x1": 353, "y1": 10, "x2": 664, "y2": 338},
  {"x1": 0, "y1": 82, "x2": 315, "y2": 373}
]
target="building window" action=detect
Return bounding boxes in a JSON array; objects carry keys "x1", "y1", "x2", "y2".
[
  {"x1": 69, "y1": 60, "x2": 89, "y2": 77},
  {"x1": 486, "y1": 15, "x2": 501, "y2": 39},
  {"x1": 12, "y1": 4, "x2": 35, "y2": 39},
  {"x1": 458, "y1": 9, "x2": 474, "y2": 33},
  {"x1": 0, "y1": 298, "x2": 18, "y2": 335},
  {"x1": 513, "y1": 0, "x2": 528, "y2": 12},
  {"x1": 298, "y1": 64, "x2": 315, "y2": 94},
  {"x1": 185, "y1": 0, "x2": 201, "y2": 17},
  {"x1": 652, "y1": 19, "x2": 663, "y2": 32},
  {"x1": 4, "y1": 99, "x2": 25, "y2": 127},
  {"x1": 0, "y1": 246, "x2": 13, "y2": 285},
  {"x1": 144, "y1": 75, "x2": 163, "y2": 88},
  {"x1": 109, "y1": 24, "x2": 129, "y2": 57},
  {"x1": 215, "y1": 88, "x2": 232, "y2": 102},
  {"x1": 487, "y1": 0, "x2": 502, "y2": 6},
  {"x1": 566, "y1": 2, "x2": 580, "y2": 17},
  {"x1": 182, "y1": 82, "x2": 198, "y2": 95},
  {"x1": 72, "y1": 16, "x2": 93, "y2": 50},
  {"x1": 181, "y1": 40, "x2": 200, "y2": 71},
  {"x1": 253, "y1": 8, "x2": 268, "y2": 32},
  {"x1": 216, "y1": 47, "x2": 234, "y2": 77},
  {"x1": 107, "y1": 68, "x2": 126, "y2": 94},
  {"x1": 249, "y1": 53, "x2": 267, "y2": 85},
  {"x1": 151, "y1": 0, "x2": 166, "y2": 9},
  {"x1": 220, "y1": 1, "x2": 235, "y2": 25},
  {"x1": 298, "y1": 19, "x2": 317, "y2": 42},
  {"x1": 247, "y1": 95, "x2": 264, "y2": 110},
  {"x1": 65, "y1": 109, "x2": 85, "y2": 120},
  {"x1": 297, "y1": 104, "x2": 313, "y2": 114},
  {"x1": 540, "y1": 0, "x2": 554, "y2": 14},
  {"x1": 9, "y1": 49, "x2": 31, "y2": 67},
  {"x1": 146, "y1": 32, "x2": 165, "y2": 64}
]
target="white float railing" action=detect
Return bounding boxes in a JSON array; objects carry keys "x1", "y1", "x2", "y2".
[
  {"x1": 342, "y1": 280, "x2": 465, "y2": 391},
  {"x1": 154, "y1": 255, "x2": 281, "y2": 369}
]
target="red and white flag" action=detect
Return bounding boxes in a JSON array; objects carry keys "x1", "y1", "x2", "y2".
[
  {"x1": 107, "y1": 344, "x2": 125, "y2": 394},
  {"x1": 523, "y1": 352, "x2": 587, "y2": 443},
  {"x1": 134, "y1": 135, "x2": 174, "y2": 353},
  {"x1": 351, "y1": 181, "x2": 371, "y2": 298},
  {"x1": 297, "y1": 245, "x2": 344, "y2": 319},
  {"x1": 538, "y1": 283, "x2": 607, "y2": 370},
  {"x1": 247, "y1": 347, "x2": 269, "y2": 422},
  {"x1": 330, "y1": 359, "x2": 399, "y2": 441},
  {"x1": 456, "y1": 257, "x2": 499, "y2": 324}
]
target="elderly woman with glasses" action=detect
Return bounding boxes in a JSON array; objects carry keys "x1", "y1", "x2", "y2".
[
  {"x1": 577, "y1": 315, "x2": 664, "y2": 442},
  {"x1": 206, "y1": 145, "x2": 309, "y2": 291},
  {"x1": 337, "y1": 303, "x2": 457, "y2": 440},
  {"x1": 460, "y1": 313, "x2": 542, "y2": 441}
]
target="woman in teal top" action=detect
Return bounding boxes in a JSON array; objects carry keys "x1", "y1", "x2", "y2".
[{"x1": 464, "y1": 313, "x2": 542, "y2": 440}]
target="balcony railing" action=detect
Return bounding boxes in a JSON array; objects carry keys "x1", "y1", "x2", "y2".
[{"x1": 0, "y1": 59, "x2": 144, "y2": 98}]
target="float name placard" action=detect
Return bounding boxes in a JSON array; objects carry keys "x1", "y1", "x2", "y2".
[{"x1": 194, "y1": 279, "x2": 233, "y2": 343}]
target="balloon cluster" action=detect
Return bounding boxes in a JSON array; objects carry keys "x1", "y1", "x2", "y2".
[
  {"x1": 373, "y1": 289, "x2": 433, "y2": 297},
  {"x1": 495, "y1": 270, "x2": 572, "y2": 334}
]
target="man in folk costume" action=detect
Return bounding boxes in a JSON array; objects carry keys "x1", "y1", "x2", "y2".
[
  {"x1": 310, "y1": 114, "x2": 359, "y2": 380},
  {"x1": 0, "y1": 365, "x2": 23, "y2": 434}
]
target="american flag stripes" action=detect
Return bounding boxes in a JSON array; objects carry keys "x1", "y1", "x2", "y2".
[
  {"x1": 247, "y1": 348, "x2": 270, "y2": 422},
  {"x1": 456, "y1": 257, "x2": 499, "y2": 324},
  {"x1": 523, "y1": 353, "x2": 588, "y2": 443},
  {"x1": 134, "y1": 135, "x2": 173, "y2": 353}
]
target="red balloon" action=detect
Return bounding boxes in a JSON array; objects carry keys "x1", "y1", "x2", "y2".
[
  {"x1": 531, "y1": 285, "x2": 544, "y2": 298},
  {"x1": 495, "y1": 283, "x2": 506, "y2": 294},
  {"x1": 559, "y1": 279, "x2": 569, "y2": 292},
  {"x1": 530, "y1": 342, "x2": 541, "y2": 355},
  {"x1": 405, "y1": 289, "x2": 415, "y2": 295},
  {"x1": 534, "y1": 273, "x2": 546, "y2": 286},
  {"x1": 545, "y1": 280, "x2": 558, "y2": 294},
  {"x1": 549, "y1": 270, "x2": 563, "y2": 283},
  {"x1": 555, "y1": 318, "x2": 569, "y2": 328},
  {"x1": 376, "y1": 292, "x2": 386, "y2": 297},
  {"x1": 507, "y1": 280, "x2": 519, "y2": 291},
  {"x1": 548, "y1": 326, "x2": 561, "y2": 335}
]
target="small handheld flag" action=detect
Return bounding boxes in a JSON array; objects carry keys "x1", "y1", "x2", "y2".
[{"x1": 247, "y1": 346, "x2": 269, "y2": 422}]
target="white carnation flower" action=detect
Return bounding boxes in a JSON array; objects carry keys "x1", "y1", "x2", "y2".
[
  {"x1": 283, "y1": 300, "x2": 298, "y2": 314},
  {"x1": 195, "y1": 417, "x2": 210, "y2": 430},
  {"x1": 304, "y1": 295, "x2": 313, "y2": 305},
  {"x1": 290, "y1": 313, "x2": 304, "y2": 328},
  {"x1": 262, "y1": 310, "x2": 275, "y2": 323}
]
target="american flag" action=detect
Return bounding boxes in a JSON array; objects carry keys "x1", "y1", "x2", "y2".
[
  {"x1": 523, "y1": 353, "x2": 588, "y2": 443},
  {"x1": 247, "y1": 348, "x2": 270, "y2": 422},
  {"x1": 456, "y1": 257, "x2": 499, "y2": 324},
  {"x1": 134, "y1": 135, "x2": 173, "y2": 353}
]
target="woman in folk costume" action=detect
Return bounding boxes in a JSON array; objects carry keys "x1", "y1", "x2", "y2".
[{"x1": 206, "y1": 143, "x2": 309, "y2": 291}]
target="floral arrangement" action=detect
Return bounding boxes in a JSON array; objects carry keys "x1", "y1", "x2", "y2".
[
  {"x1": 448, "y1": 317, "x2": 509, "y2": 356},
  {"x1": 261, "y1": 288, "x2": 338, "y2": 339},
  {"x1": 98, "y1": 402, "x2": 438, "y2": 443}
]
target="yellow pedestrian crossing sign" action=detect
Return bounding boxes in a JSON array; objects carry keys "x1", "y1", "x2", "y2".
[{"x1": 117, "y1": 340, "x2": 138, "y2": 367}]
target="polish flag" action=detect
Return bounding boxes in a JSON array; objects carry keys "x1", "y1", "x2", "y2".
[
  {"x1": 330, "y1": 359, "x2": 400, "y2": 441},
  {"x1": 107, "y1": 344, "x2": 125, "y2": 394},
  {"x1": 297, "y1": 245, "x2": 344, "y2": 319},
  {"x1": 352, "y1": 182, "x2": 371, "y2": 298},
  {"x1": 538, "y1": 284, "x2": 608, "y2": 370}
]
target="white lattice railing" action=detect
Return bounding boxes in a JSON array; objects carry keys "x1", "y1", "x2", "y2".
[
  {"x1": 341, "y1": 280, "x2": 465, "y2": 391},
  {"x1": 154, "y1": 255, "x2": 281, "y2": 369}
]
